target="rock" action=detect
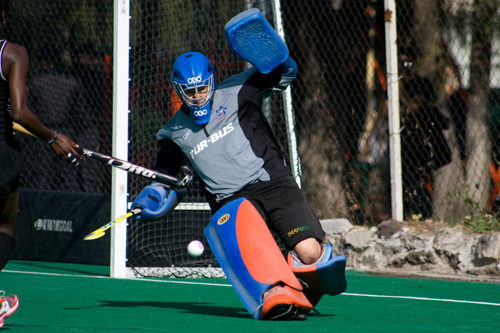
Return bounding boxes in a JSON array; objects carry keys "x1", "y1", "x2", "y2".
[
  {"x1": 323, "y1": 234, "x2": 343, "y2": 255},
  {"x1": 433, "y1": 228, "x2": 478, "y2": 272},
  {"x1": 320, "y1": 219, "x2": 500, "y2": 279},
  {"x1": 321, "y1": 218, "x2": 353, "y2": 234},
  {"x1": 405, "y1": 250, "x2": 434, "y2": 265},
  {"x1": 377, "y1": 219, "x2": 402, "y2": 238},
  {"x1": 474, "y1": 233, "x2": 500, "y2": 267},
  {"x1": 344, "y1": 227, "x2": 375, "y2": 251}
]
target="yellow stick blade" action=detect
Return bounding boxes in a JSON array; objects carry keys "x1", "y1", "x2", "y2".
[
  {"x1": 82, "y1": 209, "x2": 141, "y2": 241},
  {"x1": 83, "y1": 231, "x2": 106, "y2": 241}
]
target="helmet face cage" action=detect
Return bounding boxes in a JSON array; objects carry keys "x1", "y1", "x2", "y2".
[
  {"x1": 174, "y1": 75, "x2": 214, "y2": 110},
  {"x1": 171, "y1": 52, "x2": 216, "y2": 125}
]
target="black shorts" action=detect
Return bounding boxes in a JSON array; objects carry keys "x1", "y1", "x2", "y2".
[
  {"x1": 216, "y1": 174, "x2": 325, "y2": 249},
  {"x1": 0, "y1": 140, "x2": 24, "y2": 196}
]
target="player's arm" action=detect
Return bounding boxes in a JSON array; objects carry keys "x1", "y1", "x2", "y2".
[
  {"x1": 130, "y1": 138, "x2": 189, "y2": 222},
  {"x1": 4, "y1": 42, "x2": 79, "y2": 158},
  {"x1": 269, "y1": 57, "x2": 297, "y2": 92},
  {"x1": 245, "y1": 57, "x2": 297, "y2": 101},
  {"x1": 154, "y1": 138, "x2": 186, "y2": 176}
]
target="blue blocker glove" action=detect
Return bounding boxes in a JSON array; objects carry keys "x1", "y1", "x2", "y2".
[{"x1": 131, "y1": 185, "x2": 187, "y2": 222}]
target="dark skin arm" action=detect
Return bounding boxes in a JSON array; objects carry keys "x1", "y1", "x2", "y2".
[{"x1": 3, "y1": 42, "x2": 79, "y2": 159}]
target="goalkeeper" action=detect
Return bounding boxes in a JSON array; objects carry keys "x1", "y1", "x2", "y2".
[{"x1": 131, "y1": 9, "x2": 346, "y2": 321}]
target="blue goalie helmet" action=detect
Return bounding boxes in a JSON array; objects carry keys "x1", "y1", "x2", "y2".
[{"x1": 171, "y1": 52, "x2": 215, "y2": 125}]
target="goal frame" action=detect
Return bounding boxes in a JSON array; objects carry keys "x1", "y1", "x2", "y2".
[{"x1": 110, "y1": 0, "x2": 303, "y2": 278}]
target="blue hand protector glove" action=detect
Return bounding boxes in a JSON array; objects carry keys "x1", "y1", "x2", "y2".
[{"x1": 131, "y1": 185, "x2": 187, "y2": 222}]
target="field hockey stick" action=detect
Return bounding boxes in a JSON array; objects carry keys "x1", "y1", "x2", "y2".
[
  {"x1": 74, "y1": 146, "x2": 193, "y2": 188},
  {"x1": 13, "y1": 122, "x2": 35, "y2": 137},
  {"x1": 83, "y1": 208, "x2": 142, "y2": 241}
]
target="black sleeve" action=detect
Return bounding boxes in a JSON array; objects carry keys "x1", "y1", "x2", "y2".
[
  {"x1": 155, "y1": 138, "x2": 187, "y2": 176},
  {"x1": 241, "y1": 63, "x2": 284, "y2": 93}
]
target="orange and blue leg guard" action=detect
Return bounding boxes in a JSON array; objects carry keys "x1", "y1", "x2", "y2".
[
  {"x1": 205, "y1": 198, "x2": 312, "y2": 319},
  {"x1": 287, "y1": 244, "x2": 347, "y2": 307}
]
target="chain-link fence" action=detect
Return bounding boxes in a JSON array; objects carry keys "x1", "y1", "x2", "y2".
[
  {"x1": 4, "y1": 1, "x2": 500, "y2": 270},
  {"x1": 281, "y1": 0, "x2": 500, "y2": 225}
]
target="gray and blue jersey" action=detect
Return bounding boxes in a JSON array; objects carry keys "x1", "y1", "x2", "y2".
[{"x1": 156, "y1": 60, "x2": 297, "y2": 202}]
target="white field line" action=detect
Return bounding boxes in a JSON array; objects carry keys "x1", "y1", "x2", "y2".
[
  {"x1": 4, "y1": 269, "x2": 500, "y2": 307},
  {"x1": 341, "y1": 292, "x2": 500, "y2": 307}
]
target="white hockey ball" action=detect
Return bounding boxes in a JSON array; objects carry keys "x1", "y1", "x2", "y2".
[{"x1": 187, "y1": 240, "x2": 204, "y2": 257}]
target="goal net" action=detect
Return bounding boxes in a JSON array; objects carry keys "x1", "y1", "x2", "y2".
[{"x1": 125, "y1": 0, "x2": 299, "y2": 278}]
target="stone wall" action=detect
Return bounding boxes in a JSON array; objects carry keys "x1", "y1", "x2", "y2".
[{"x1": 321, "y1": 219, "x2": 500, "y2": 281}]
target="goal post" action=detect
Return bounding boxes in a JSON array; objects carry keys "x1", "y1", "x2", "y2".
[
  {"x1": 271, "y1": 0, "x2": 302, "y2": 187},
  {"x1": 110, "y1": 0, "x2": 131, "y2": 279}
]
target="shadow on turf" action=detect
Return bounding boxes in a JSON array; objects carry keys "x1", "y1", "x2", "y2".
[
  {"x1": 66, "y1": 300, "x2": 250, "y2": 319},
  {"x1": 66, "y1": 300, "x2": 334, "y2": 319}
]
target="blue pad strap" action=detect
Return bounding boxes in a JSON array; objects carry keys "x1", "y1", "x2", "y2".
[
  {"x1": 225, "y1": 8, "x2": 289, "y2": 74},
  {"x1": 205, "y1": 198, "x2": 302, "y2": 319}
]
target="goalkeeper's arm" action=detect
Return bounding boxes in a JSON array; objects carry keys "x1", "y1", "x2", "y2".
[{"x1": 271, "y1": 57, "x2": 297, "y2": 92}]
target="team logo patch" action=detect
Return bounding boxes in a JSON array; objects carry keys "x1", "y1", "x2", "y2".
[
  {"x1": 216, "y1": 106, "x2": 227, "y2": 117},
  {"x1": 218, "y1": 214, "x2": 230, "y2": 225},
  {"x1": 216, "y1": 106, "x2": 228, "y2": 121}
]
